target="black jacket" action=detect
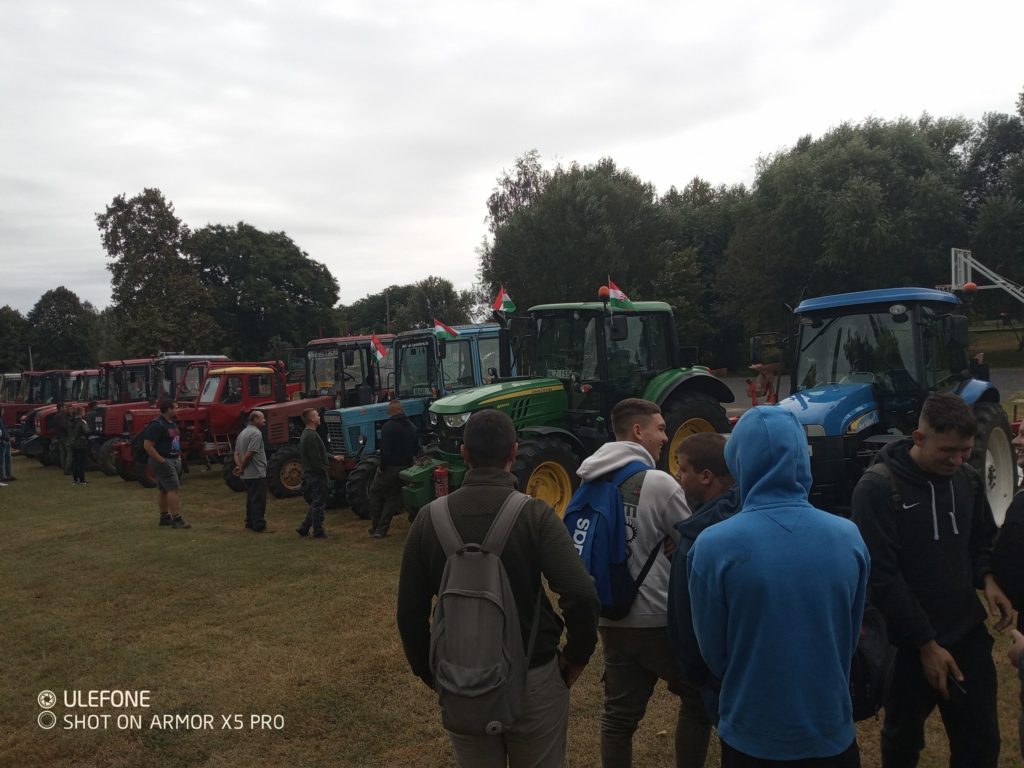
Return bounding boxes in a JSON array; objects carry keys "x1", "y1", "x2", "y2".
[
  {"x1": 852, "y1": 437, "x2": 996, "y2": 649},
  {"x1": 993, "y1": 490, "x2": 1024, "y2": 631},
  {"x1": 379, "y1": 414, "x2": 418, "y2": 469}
]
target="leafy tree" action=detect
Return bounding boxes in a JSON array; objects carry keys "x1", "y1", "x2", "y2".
[
  {"x1": 391, "y1": 277, "x2": 473, "y2": 331},
  {"x1": 185, "y1": 222, "x2": 339, "y2": 358},
  {"x1": 96, "y1": 188, "x2": 222, "y2": 354},
  {"x1": 0, "y1": 305, "x2": 29, "y2": 371},
  {"x1": 26, "y1": 287, "x2": 99, "y2": 368},
  {"x1": 486, "y1": 149, "x2": 552, "y2": 232},
  {"x1": 336, "y1": 284, "x2": 415, "y2": 335}
]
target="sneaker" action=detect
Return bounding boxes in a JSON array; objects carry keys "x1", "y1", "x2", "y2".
[
  {"x1": 245, "y1": 522, "x2": 253, "y2": 530},
  {"x1": 371, "y1": 532, "x2": 384, "y2": 540},
  {"x1": 79, "y1": 480, "x2": 88, "y2": 485},
  {"x1": 313, "y1": 530, "x2": 328, "y2": 539},
  {"x1": 159, "y1": 514, "x2": 172, "y2": 526},
  {"x1": 4, "y1": 476, "x2": 15, "y2": 481},
  {"x1": 170, "y1": 517, "x2": 191, "y2": 529},
  {"x1": 0, "y1": 482, "x2": 7, "y2": 487}
]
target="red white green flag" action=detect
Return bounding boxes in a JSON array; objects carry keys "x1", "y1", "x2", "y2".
[
  {"x1": 607, "y1": 278, "x2": 636, "y2": 311},
  {"x1": 371, "y1": 333, "x2": 388, "y2": 362},
  {"x1": 491, "y1": 286, "x2": 516, "y2": 313},
  {"x1": 434, "y1": 319, "x2": 460, "y2": 339}
]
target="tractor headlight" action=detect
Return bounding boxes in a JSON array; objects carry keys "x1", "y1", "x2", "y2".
[
  {"x1": 846, "y1": 410, "x2": 880, "y2": 435},
  {"x1": 443, "y1": 412, "x2": 470, "y2": 429}
]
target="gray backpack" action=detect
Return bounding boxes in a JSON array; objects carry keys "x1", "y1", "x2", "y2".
[{"x1": 428, "y1": 491, "x2": 542, "y2": 737}]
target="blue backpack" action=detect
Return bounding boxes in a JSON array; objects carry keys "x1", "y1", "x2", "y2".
[{"x1": 564, "y1": 460, "x2": 661, "y2": 620}]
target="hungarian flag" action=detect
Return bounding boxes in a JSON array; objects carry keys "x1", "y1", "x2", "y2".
[
  {"x1": 434, "y1": 319, "x2": 460, "y2": 339},
  {"x1": 608, "y1": 278, "x2": 636, "y2": 311},
  {"x1": 371, "y1": 333, "x2": 388, "y2": 362},
  {"x1": 491, "y1": 286, "x2": 516, "y2": 313}
]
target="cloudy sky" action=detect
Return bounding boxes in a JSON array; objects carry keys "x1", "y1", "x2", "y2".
[{"x1": 1, "y1": 0, "x2": 1021, "y2": 314}]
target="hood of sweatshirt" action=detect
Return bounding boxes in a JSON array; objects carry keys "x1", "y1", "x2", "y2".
[
  {"x1": 576, "y1": 440, "x2": 655, "y2": 481},
  {"x1": 725, "y1": 406, "x2": 812, "y2": 511}
]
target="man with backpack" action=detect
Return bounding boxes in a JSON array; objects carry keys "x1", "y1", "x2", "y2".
[
  {"x1": 689, "y1": 406, "x2": 869, "y2": 766},
  {"x1": 667, "y1": 432, "x2": 739, "y2": 727},
  {"x1": 852, "y1": 393, "x2": 1012, "y2": 768},
  {"x1": 569, "y1": 398, "x2": 708, "y2": 768},
  {"x1": 397, "y1": 409, "x2": 599, "y2": 768}
]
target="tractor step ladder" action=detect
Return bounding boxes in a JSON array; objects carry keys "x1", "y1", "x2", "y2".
[{"x1": 943, "y1": 248, "x2": 1024, "y2": 307}]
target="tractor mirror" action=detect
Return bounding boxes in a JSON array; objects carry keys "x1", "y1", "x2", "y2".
[
  {"x1": 609, "y1": 315, "x2": 629, "y2": 342},
  {"x1": 437, "y1": 340, "x2": 447, "y2": 360}
]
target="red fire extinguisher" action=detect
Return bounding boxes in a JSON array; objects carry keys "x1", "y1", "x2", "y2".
[{"x1": 433, "y1": 464, "x2": 449, "y2": 497}]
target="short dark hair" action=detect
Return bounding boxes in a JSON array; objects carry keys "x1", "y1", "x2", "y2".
[
  {"x1": 387, "y1": 399, "x2": 404, "y2": 416},
  {"x1": 678, "y1": 432, "x2": 730, "y2": 479},
  {"x1": 302, "y1": 407, "x2": 318, "y2": 425},
  {"x1": 463, "y1": 409, "x2": 516, "y2": 468},
  {"x1": 611, "y1": 398, "x2": 661, "y2": 440},
  {"x1": 159, "y1": 399, "x2": 176, "y2": 414},
  {"x1": 919, "y1": 393, "x2": 976, "y2": 437}
]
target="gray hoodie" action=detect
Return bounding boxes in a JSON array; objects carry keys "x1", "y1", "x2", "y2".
[{"x1": 577, "y1": 441, "x2": 691, "y2": 628}]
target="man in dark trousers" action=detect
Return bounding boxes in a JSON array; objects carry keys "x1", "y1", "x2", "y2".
[
  {"x1": 52, "y1": 402, "x2": 71, "y2": 475},
  {"x1": 233, "y1": 410, "x2": 268, "y2": 532},
  {"x1": 369, "y1": 399, "x2": 419, "y2": 539},
  {"x1": 0, "y1": 408, "x2": 12, "y2": 484},
  {"x1": 297, "y1": 407, "x2": 338, "y2": 539},
  {"x1": 397, "y1": 409, "x2": 600, "y2": 767},
  {"x1": 853, "y1": 392, "x2": 1013, "y2": 768}
]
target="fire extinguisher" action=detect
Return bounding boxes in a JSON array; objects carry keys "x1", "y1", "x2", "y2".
[{"x1": 433, "y1": 464, "x2": 449, "y2": 497}]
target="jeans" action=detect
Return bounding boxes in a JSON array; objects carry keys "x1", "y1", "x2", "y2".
[
  {"x1": 369, "y1": 465, "x2": 404, "y2": 535},
  {"x1": 0, "y1": 440, "x2": 11, "y2": 478},
  {"x1": 447, "y1": 657, "x2": 570, "y2": 768},
  {"x1": 72, "y1": 447, "x2": 87, "y2": 483},
  {"x1": 881, "y1": 623, "x2": 999, "y2": 768},
  {"x1": 599, "y1": 626, "x2": 711, "y2": 768},
  {"x1": 244, "y1": 476, "x2": 267, "y2": 531},
  {"x1": 299, "y1": 473, "x2": 327, "y2": 534}
]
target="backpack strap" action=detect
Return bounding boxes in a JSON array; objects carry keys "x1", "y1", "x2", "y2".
[
  {"x1": 429, "y1": 497, "x2": 463, "y2": 557},
  {"x1": 865, "y1": 462, "x2": 901, "y2": 510},
  {"x1": 482, "y1": 491, "x2": 532, "y2": 555}
]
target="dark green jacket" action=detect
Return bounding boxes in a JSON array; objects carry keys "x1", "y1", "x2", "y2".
[
  {"x1": 397, "y1": 467, "x2": 600, "y2": 687},
  {"x1": 299, "y1": 428, "x2": 328, "y2": 478},
  {"x1": 68, "y1": 417, "x2": 90, "y2": 448}
]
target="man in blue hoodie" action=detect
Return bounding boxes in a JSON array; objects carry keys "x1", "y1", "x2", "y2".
[
  {"x1": 852, "y1": 392, "x2": 1011, "y2": 767},
  {"x1": 688, "y1": 406, "x2": 869, "y2": 766}
]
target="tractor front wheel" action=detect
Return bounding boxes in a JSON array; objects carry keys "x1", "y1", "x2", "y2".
[
  {"x1": 662, "y1": 391, "x2": 730, "y2": 479},
  {"x1": 512, "y1": 436, "x2": 579, "y2": 518},
  {"x1": 970, "y1": 402, "x2": 1015, "y2": 526},
  {"x1": 345, "y1": 456, "x2": 381, "y2": 519},
  {"x1": 268, "y1": 445, "x2": 304, "y2": 498},
  {"x1": 222, "y1": 456, "x2": 246, "y2": 493},
  {"x1": 96, "y1": 438, "x2": 120, "y2": 476}
]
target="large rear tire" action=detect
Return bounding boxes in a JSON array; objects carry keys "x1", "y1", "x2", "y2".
[
  {"x1": 267, "y1": 445, "x2": 304, "y2": 498},
  {"x1": 345, "y1": 456, "x2": 381, "y2": 519},
  {"x1": 222, "y1": 455, "x2": 246, "y2": 493},
  {"x1": 512, "y1": 436, "x2": 579, "y2": 518},
  {"x1": 96, "y1": 438, "x2": 119, "y2": 476},
  {"x1": 40, "y1": 440, "x2": 57, "y2": 467},
  {"x1": 970, "y1": 402, "x2": 1015, "y2": 526},
  {"x1": 662, "y1": 391, "x2": 730, "y2": 479},
  {"x1": 134, "y1": 459, "x2": 157, "y2": 488}
]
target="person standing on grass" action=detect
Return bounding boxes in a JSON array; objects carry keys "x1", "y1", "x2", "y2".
[
  {"x1": 68, "y1": 405, "x2": 91, "y2": 486},
  {"x1": 398, "y1": 409, "x2": 600, "y2": 768},
  {"x1": 852, "y1": 393, "x2": 1012, "y2": 768},
  {"x1": 297, "y1": 407, "x2": 336, "y2": 539},
  {"x1": 52, "y1": 402, "x2": 71, "y2": 475},
  {"x1": 368, "y1": 399, "x2": 418, "y2": 539},
  {"x1": 0, "y1": 407, "x2": 13, "y2": 484},
  {"x1": 233, "y1": 410, "x2": 268, "y2": 532},
  {"x1": 143, "y1": 400, "x2": 189, "y2": 529}
]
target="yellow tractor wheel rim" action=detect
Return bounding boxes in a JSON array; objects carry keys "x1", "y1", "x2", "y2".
[
  {"x1": 526, "y1": 460, "x2": 574, "y2": 518},
  {"x1": 281, "y1": 458, "x2": 304, "y2": 492},
  {"x1": 668, "y1": 417, "x2": 716, "y2": 479}
]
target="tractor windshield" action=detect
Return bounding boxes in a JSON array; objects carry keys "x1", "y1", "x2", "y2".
[
  {"x1": 199, "y1": 376, "x2": 222, "y2": 404},
  {"x1": 177, "y1": 365, "x2": 206, "y2": 402},
  {"x1": 440, "y1": 339, "x2": 475, "y2": 392},
  {"x1": 108, "y1": 365, "x2": 151, "y2": 403},
  {"x1": 307, "y1": 348, "x2": 338, "y2": 396},
  {"x1": 395, "y1": 340, "x2": 433, "y2": 398},
  {"x1": 1, "y1": 377, "x2": 19, "y2": 401},
  {"x1": 796, "y1": 310, "x2": 918, "y2": 392},
  {"x1": 534, "y1": 314, "x2": 599, "y2": 381}
]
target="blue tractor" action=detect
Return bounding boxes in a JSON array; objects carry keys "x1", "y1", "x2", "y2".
[
  {"x1": 769, "y1": 288, "x2": 1016, "y2": 523},
  {"x1": 322, "y1": 322, "x2": 507, "y2": 517}
]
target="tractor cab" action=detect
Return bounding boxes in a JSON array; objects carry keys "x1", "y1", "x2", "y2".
[
  {"x1": 195, "y1": 365, "x2": 284, "y2": 434},
  {"x1": 305, "y1": 335, "x2": 394, "y2": 407}
]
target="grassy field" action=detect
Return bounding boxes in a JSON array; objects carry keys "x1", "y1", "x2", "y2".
[
  {"x1": 971, "y1": 329, "x2": 1024, "y2": 369},
  {"x1": 1, "y1": 455, "x2": 1022, "y2": 768}
]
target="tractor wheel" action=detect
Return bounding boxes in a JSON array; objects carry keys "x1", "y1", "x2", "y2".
[
  {"x1": 134, "y1": 459, "x2": 157, "y2": 488},
  {"x1": 268, "y1": 445, "x2": 304, "y2": 498},
  {"x1": 969, "y1": 402, "x2": 1015, "y2": 526},
  {"x1": 512, "y1": 436, "x2": 579, "y2": 518},
  {"x1": 662, "y1": 391, "x2": 730, "y2": 479},
  {"x1": 40, "y1": 440, "x2": 58, "y2": 467},
  {"x1": 222, "y1": 456, "x2": 246, "y2": 493},
  {"x1": 345, "y1": 456, "x2": 381, "y2": 519},
  {"x1": 96, "y1": 438, "x2": 120, "y2": 476},
  {"x1": 115, "y1": 451, "x2": 135, "y2": 482}
]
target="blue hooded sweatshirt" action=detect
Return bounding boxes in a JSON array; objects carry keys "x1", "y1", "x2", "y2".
[{"x1": 687, "y1": 406, "x2": 869, "y2": 761}]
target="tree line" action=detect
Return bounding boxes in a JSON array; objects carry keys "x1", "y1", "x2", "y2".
[{"x1": 2, "y1": 86, "x2": 1021, "y2": 372}]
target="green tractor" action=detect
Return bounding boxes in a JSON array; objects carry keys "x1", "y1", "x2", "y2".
[{"x1": 401, "y1": 299, "x2": 734, "y2": 515}]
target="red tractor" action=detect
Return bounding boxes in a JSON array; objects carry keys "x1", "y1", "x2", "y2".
[
  {"x1": 0, "y1": 369, "x2": 72, "y2": 441},
  {"x1": 17, "y1": 369, "x2": 103, "y2": 465}
]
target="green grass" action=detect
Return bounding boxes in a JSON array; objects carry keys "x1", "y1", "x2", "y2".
[
  {"x1": 971, "y1": 329, "x2": 1024, "y2": 369},
  {"x1": 1, "y1": 456, "x2": 1022, "y2": 767}
]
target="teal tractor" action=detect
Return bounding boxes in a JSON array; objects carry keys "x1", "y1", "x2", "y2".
[
  {"x1": 322, "y1": 322, "x2": 508, "y2": 517},
  {"x1": 769, "y1": 287, "x2": 1017, "y2": 523},
  {"x1": 401, "y1": 298, "x2": 735, "y2": 517}
]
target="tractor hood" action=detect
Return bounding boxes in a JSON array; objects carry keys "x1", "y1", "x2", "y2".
[
  {"x1": 430, "y1": 378, "x2": 566, "y2": 414},
  {"x1": 776, "y1": 383, "x2": 878, "y2": 437}
]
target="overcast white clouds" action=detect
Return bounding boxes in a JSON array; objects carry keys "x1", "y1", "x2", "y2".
[{"x1": 1, "y1": 0, "x2": 1021, "y2": 313}]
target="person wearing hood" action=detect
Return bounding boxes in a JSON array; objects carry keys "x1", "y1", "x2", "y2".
[
  {"x1": 689, "y1": 406, "x2": 869, "y2": 766},
  {"x1": 667, "y1": 431, "x2": 740, "y2": 726},
  {"x1": 852, "y1": 392, "x2": 1012, "y2": 768},
  {"x1": 369, "y1": 399, "x2": 419, "y2": 539},
  {"x1": 576, "y1": 398, "x2": 710, "y2": 768}
]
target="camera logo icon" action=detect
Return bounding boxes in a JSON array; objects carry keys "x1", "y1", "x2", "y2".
[
  {"x1": 38, "y1": 711, "x2": 57, "y2": 730},
  {"x1": 38, "y1": 691, "x2": 57, "y2": 710}
]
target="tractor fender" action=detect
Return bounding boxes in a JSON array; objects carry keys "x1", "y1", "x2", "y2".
[
  {"x1": 954, "y1": 378, "x2": 999, "y2": 405},
  {"x1": 646, "y1": 369, "x2": 735, "y2": 409},
  {"x1": 518, "y1": 425, "x2": 585, "y2": 457}
]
